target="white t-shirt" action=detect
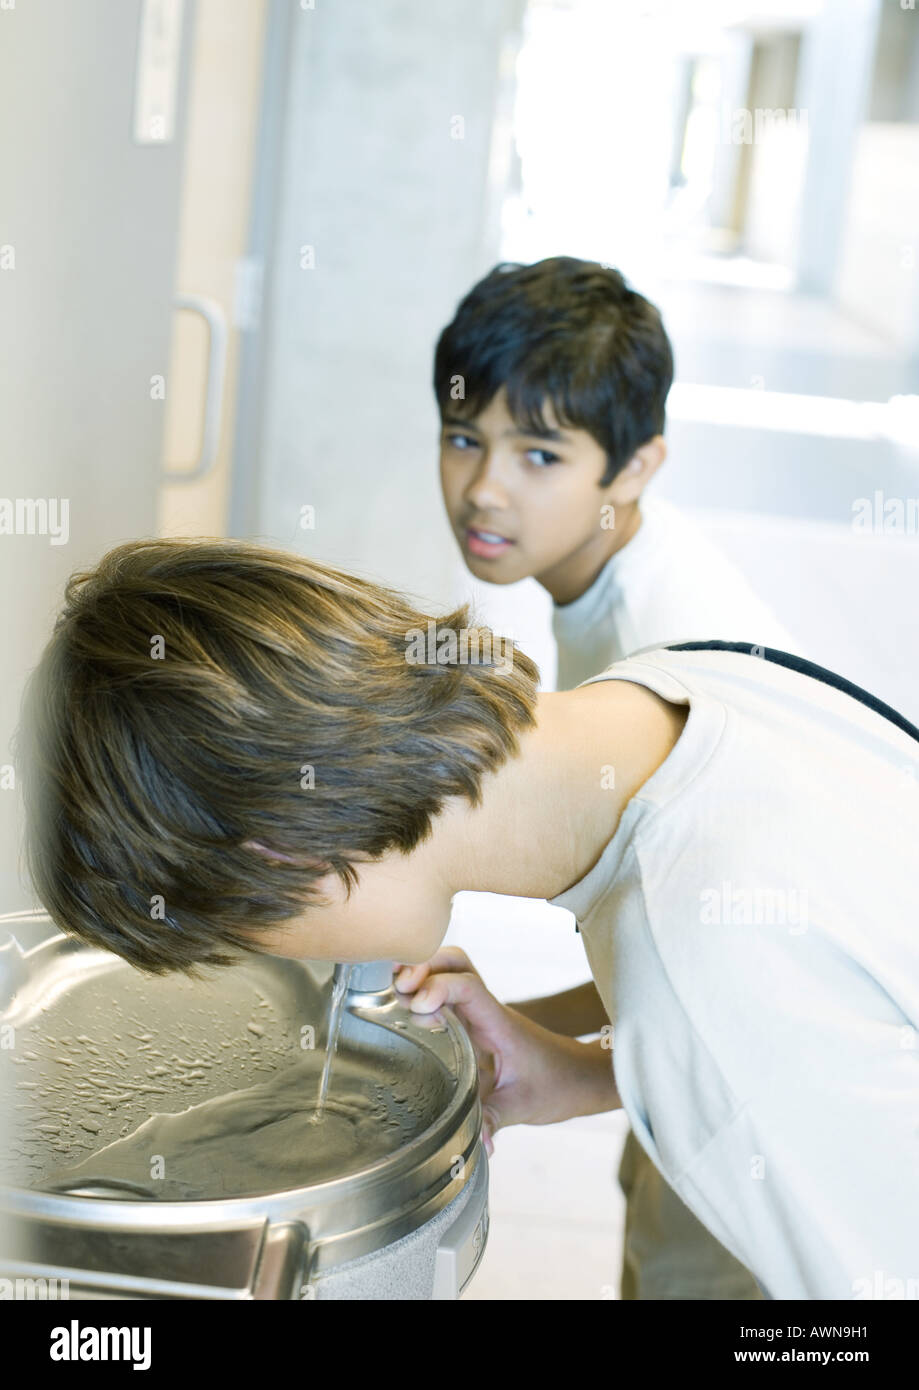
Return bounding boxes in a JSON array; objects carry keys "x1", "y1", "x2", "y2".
[
  {"x1": 552, "y1": 495, "x2": 799, "y2": 691},
  {"x1": 550, "y1": 644, "x2": 919, "y2": 1300}
]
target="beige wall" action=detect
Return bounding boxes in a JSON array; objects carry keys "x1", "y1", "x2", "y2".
[
  {"x1": 158, "y1": 0, "x2": 270, "y2": 539},
  {"x1": 248, "y1": 0, "x2": 527, "y2": 608}
]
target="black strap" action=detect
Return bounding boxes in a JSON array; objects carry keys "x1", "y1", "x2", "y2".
[
  {"x1": 664, "y1": 640, "x2": 919, "y2": 746},
  {"x1": 572, "y1": 639, "x2": 918, "y2": 936}
]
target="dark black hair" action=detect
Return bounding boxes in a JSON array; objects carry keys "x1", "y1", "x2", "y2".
[{"x1": 433, "y1": 257, "x2": 674, "y2": 486}]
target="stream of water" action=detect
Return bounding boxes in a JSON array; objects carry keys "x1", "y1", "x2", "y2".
[{"x1": 314, "y1": 962, "x2": 352, "y2": 1119}]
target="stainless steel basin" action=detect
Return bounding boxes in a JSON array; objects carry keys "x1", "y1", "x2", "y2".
[{"x1": 0, "y1": 911, "x2": 488, "y2": 1299}]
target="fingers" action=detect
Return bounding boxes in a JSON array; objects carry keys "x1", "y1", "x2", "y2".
[
  {"x1": 481, "y1": 1104, "x2": 500, "y2": 1158},
  {"x1": 393, "y1": 962, "x2": 430, "y2": 993},
  {"x1": 405, "y1": 968, "x2": 504, "y2": 1042},
  {"x1": 393, "y1": 949, "x2": 503, "y2": 1160},
  {"x1": 394, "y1": 945, "x2": 479, "y2": 996}
]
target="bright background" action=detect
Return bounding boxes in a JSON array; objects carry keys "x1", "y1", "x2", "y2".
[{"x1": 2, "y1": 0, "x2": 918, "y2": 1298}]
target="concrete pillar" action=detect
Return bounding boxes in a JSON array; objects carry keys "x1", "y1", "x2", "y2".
[
  {"x1": 236, "y1": 0, "x2": 527, "y2": 606},
  {"x1": 794, "y1": 0, "x2": 882, "y2": 295}
]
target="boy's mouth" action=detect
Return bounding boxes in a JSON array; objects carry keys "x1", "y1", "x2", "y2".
[{"x1": 464, "y1": 526, "x2": 514, "y2": 558}]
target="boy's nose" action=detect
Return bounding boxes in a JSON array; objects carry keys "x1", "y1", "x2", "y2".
[{"x1": 464, "y1": 457, "x2": 512, "y2": 511}]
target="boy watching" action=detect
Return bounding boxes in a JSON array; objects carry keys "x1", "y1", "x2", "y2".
[
  {"x1": 19, "y1": 538, "x2": 919, "y2": 1301},
  {"x1": 434, "y1": 257, "x2": 797, "y2": 1300}
]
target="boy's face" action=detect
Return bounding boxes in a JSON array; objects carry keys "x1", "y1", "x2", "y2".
[{"x1": 439, "y1": 388, "x2": 629, "y2": 596}]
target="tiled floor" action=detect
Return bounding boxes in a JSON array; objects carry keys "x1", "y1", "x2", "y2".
[{"x1": 461, "y1": 1110, "x2": 630, "y2": 1300}]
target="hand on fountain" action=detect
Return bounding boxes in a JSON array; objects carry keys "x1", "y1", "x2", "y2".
[{"x1": 393, "y1": 946, "x2": 621, "y2": 1156}]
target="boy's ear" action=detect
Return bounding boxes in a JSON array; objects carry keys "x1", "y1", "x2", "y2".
[{"x1": 608, "y1": 435, "x2": 666, "y2": 502}]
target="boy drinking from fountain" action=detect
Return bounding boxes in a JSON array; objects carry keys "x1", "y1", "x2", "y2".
[
  {"x1": 433, "y1": 256, "x2": 797, "y2": 1299},
  {"x1": 20, "y1": 538, "x2": 919, "y2": 1300}
]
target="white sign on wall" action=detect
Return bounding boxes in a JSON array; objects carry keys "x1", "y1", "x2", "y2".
[{"x1": 133, "y1": 0, "x2": 184, "y2": 145}]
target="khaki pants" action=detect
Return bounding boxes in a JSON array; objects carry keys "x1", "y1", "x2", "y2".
[{"x1": 618, "y1": 1128, "x2": 764, "y2": 1300}]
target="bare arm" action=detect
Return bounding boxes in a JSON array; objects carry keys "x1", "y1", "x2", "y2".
[{"x1": 508, "y1": 979, "x2": 609, "y2": 1038}]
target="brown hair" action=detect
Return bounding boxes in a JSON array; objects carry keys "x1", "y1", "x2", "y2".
[
  {"x1": 18, "y1": 539, "x2": 539, "y2": 977},
  {"x1": 434, "y1": 257, "x2": 673, "y2": 485}
]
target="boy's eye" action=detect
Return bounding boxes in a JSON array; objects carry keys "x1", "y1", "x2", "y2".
[
  {"x1": 525, "y1": 448, "x2": 560, "y2": 467},
  {"x1": 445, "y1": 432, "x2": 479, "y2": 450}
]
